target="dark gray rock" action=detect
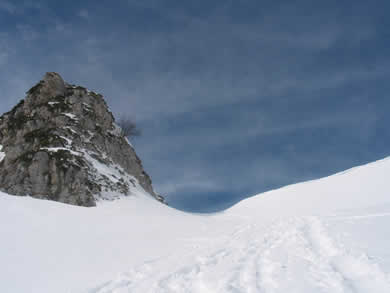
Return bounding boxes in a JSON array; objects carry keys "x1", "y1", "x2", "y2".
[{"x1": 0, "y1": 72, "x2": 163, "y2": 206}]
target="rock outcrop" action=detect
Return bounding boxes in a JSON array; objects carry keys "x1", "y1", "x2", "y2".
[{"x1": 0, "y1": 72, "x2": 163, "y2": 206}]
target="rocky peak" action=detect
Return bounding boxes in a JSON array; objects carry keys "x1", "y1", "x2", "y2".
[
  {"x1": 26, "y1": 72, "x2": 66, "y2": 106},
  {"x1": 0, "y1": 72, "x2": 164, "y2": 206}
]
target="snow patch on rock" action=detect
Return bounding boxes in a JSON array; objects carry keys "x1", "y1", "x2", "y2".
[{"x1": 0, "y1": 145, "x2": 5, "y2": 162}]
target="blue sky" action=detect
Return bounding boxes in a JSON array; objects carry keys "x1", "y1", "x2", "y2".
[{"x1": 0, "y1": 0, "x2": 389, "y2": 212}]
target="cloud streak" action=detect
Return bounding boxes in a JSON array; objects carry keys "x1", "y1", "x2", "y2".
[{"x1": 0, "y1": 1, "x2": 16, "y2": 14}]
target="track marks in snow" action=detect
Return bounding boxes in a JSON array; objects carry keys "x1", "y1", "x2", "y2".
[
  {"x1": 306, "y1": 217, "x2": 390, "y2": 293},
  {"x1": 88, "y1": 259, "x2": 158, "y2": 293},
  {"x1": 87, "y1": 217, "x2": 390, "y2": 293}
]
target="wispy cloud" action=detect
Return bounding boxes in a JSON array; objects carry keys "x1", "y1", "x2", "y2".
[
  {"x1": 0, "y1": 0, "x2": 16, "y2": 14},
  {"x1": 0, "y1": 52, "x2": 8, "y2": 66},
  {"x1": 78, "y1": 9, "x2": 89, "y2": 20}
]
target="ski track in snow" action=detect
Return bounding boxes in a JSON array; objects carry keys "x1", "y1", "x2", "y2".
[{"x1": 87, "y1": 216, "x2": 390, "y2": 293}]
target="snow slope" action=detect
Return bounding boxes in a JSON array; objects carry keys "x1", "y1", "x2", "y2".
[{"x1": 1, "y1": 157, "x2": 390, "y2": 292}]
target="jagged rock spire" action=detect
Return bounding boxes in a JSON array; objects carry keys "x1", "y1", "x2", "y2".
[
  {"x1": 0, "y1": 72, "x2": 163, "y2": 206},
  {"x1": 25, "y1": 72, "x2": 66, "y2": 105}
]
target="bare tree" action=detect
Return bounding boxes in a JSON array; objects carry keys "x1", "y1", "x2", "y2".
[{"x1": 117, "y1": 116, "x2": 142, "y2": 138}]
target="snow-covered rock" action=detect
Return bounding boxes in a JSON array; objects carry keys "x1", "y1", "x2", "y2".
[{"x1": 0, "y1": 72, "x2": 162, "y2": 206}]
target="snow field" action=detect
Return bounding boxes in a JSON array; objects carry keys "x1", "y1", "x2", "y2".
[
  {"x1": 89, "y1": 215, "x2": 390, "y2": 293},
  {"x1": 1, "y1": 156, "x2": 390, "y2": 292}
]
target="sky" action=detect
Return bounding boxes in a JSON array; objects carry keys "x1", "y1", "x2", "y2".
[{"x1": 0, "y1": 0, "x2": 389, "y2": 212}]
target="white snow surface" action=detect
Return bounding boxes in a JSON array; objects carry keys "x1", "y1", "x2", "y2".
[
  {"x1": 40, "y1": 147, "x2": 80, "y2": 156},
  {"x1": 62, "y1": 113, "x2": 79, "y2": 121},
  {"x1": 0, "y1": 144, "x2": 5, "y2": 162},
  {"x1": 1, "y1": 157, "x2": 390, "y2": 292}
]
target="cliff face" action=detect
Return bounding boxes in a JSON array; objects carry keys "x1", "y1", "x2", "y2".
[{"x1": 0, "y1": 72, "x2": 163, "y2": 206}]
